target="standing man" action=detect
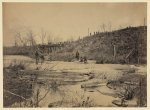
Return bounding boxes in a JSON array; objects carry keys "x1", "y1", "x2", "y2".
[
  {"x1": 40, "y1": 54, "x2": 45, "y2": 64},
  {"x1": 83, "y1": 56, "x2": 87, "y2": 63},
  {"x1": 35, "y1": 50, "x2": 39, "y2": 65},
  {"x1": 76, "y1": 50, "x2": 80, "y2": 60}
]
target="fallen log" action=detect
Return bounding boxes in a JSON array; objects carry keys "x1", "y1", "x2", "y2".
[{"x1": 81, "y1": 83, "x2": 106, "y2": 88}]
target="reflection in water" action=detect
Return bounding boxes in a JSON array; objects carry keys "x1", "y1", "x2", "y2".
[{"x1": 37, "y1": 77, "x2": 116, "y2": 107}]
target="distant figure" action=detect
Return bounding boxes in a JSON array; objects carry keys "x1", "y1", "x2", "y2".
[
  {"x1": 35, "y1": 50, "x2": 39, "y2": 65},
  {"x1": 80, "y1": 57, "x2": 83, "y2": 62},
  {"x1": 40, "y1": 55, "x2": 45, "y2": 64},
  {"x1": 83, "y1": 56, "x2": 87, "y2": 63},
  {"x1": 76, "y1": 51, "x2": 80, "y2": 60}
]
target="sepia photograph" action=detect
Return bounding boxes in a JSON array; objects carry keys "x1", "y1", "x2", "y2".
[{"x1": 2, "y1": 2, "x2": 147, "y2": 108}]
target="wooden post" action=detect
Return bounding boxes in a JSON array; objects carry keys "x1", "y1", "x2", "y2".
[
  {"x1": 144, "y1": 17, "x2": 145, "y2": 26},
  {"x1": 19, "y1": 84, "x2": 22, "y2": 107},
  {"x1": 138, "y1": 57, "x2": 140, "y2": 64},
  {"x1": 24, "y1": 80, "x2": 27, "y2": 107},
  {"x1": 113, "y1": 45, "x2": 116, "y2": 58},
  {"x1": 139, "y1": 78, "x2": 142, "y2": 106}
]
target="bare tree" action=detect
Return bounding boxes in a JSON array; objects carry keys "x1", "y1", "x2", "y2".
[
  {"x1": 14, "y1": 35, "x2": 18, "y2": 47},
  {"x1": 108, "y1": 22, "x2": 112, "y2": 32},
  {"x1": 47, "y1": 33, "x2": 53, "y2": 44},
  {"x1": 14, "y1": 32, "x2": 21, "y2": 46},
  {"x1": 40, "y1": 28, "x2": 47, "y2": 45},
  {"x1": 53, "y1": 35, "x2": 62, "y2": 43},
  {"x1": 33, "y1": 87, "x2": 51, "y2": 107},
  {"x1": 18, "y1": 34, "x2": 28, "y2": 47},
  {"x1": 26, "y1": 29, "x2": 36, "y2": 46},
  {"x1": 14, "y1": 31, "x2": 28, "y2": 47},
  {"x1": 102, "y1": 24, "x2": 106, "y2": 32},
  {"x1": 99, "y1": 23, "x2": 112, "y2": 32}
]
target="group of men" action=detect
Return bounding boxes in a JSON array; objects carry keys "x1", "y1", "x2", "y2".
[
  {"x1": 76, "y1": 50, "x2": 87, "y2": 63},
  {"x1": 35, "y1": 50, "x2": 86, "y2": 64}
]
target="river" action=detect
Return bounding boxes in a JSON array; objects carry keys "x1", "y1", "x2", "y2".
[{"x1": 4, "y1": 55, "x2": 146, "y2": 107}]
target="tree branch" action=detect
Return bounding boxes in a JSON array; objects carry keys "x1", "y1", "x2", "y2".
[{"x1": 4, "y1": 89, "x2": 27, "y2": 100}]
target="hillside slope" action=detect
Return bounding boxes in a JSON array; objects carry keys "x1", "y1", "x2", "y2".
[{"x1": 54, "y1": 26, "x2": 146, "y2": 64}]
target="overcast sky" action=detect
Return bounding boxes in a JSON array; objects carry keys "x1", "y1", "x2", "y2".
[{"x1": 3, "y1": 3, "x2": 147, "y2": 46}]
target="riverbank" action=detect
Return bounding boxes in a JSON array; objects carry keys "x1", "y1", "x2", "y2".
[{"x1": 3, "y1": 55, "x2": 147, "y2": 107}]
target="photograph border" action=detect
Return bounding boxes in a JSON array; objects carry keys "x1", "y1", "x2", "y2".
[{"x1": 0, "y1": 0, "x2": 149, "y2": 110}]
